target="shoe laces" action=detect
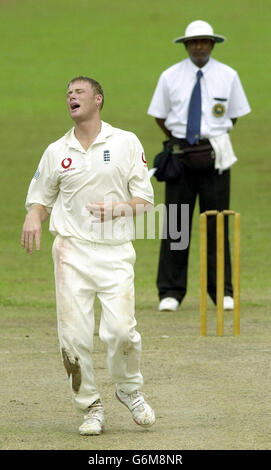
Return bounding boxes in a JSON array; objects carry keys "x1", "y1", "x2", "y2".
[{"x1": 121, "y1": 390, "x2": 146, "y2": 411}]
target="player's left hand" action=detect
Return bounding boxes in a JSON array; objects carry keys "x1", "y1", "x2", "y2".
[{"x1": 86, "y1": 202, "x2": 117, "y2": 222}]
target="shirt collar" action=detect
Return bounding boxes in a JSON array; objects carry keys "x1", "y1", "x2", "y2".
[
  {"x1": 188, "y1": 57, "x2": 213, "y2": 76},
  {"x1": 65, "y1": 121, "x2": 113, "y2": 151}
]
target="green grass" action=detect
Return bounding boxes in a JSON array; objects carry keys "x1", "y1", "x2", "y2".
[
  {"x1": 1, "y1": 0, "x2": 271, "y2": 451},
  {"x1": 1, "y1": 0, "x2": 270, "y2": 306}
]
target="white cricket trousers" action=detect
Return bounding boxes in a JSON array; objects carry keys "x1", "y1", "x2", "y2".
[{"x1": 52, "y1": 235, "x2": 143, "y2": 412}]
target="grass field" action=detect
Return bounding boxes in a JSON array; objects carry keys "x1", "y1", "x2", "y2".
[{"x1": 1, "y1": 0, "x2": 271, "y2": 451}]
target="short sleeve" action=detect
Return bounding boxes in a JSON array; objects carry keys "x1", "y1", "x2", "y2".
[
  {"x1": 147, "y1": 72, "x2": 171, "y2": 119},
  {"x1": 127, "y1": 134, "x2": 154, "y2": 205},
  {"x1": 25, "y1": 145, "x2": 59, "y2": 213},
  {"x1": 228, "y1": 73, "x2": 251, "y2": 118}
]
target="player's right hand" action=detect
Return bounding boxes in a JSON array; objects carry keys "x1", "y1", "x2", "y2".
[{"x1": 21, "y1": 213, "x2": 42, "y2": 254}]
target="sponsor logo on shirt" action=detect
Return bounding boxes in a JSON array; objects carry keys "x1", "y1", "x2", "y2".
[
  {"x1": 60, "y1": 157, "x2": 76, "y2": 174},
  {"x1": 62, "y1": 158, "x2": 72, "y2": 169}
]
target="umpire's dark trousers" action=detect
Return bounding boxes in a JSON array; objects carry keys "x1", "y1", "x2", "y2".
[{"x1": 157, "y1": 163, "x2": 233, "y2": 304}]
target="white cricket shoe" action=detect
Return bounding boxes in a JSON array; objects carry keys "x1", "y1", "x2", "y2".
[
  {"x1": 158, "y1": 297, "x2": 179, "y2": 311},
  {"x1": 116, "y1": 389, "x2": 155, "y2": 428},
  {"x1": 79, "y1": 399, "x2": 104, "y2": 435},
  {"x1": 223, "y1": 296, "x2": 234, "y2": 310}
]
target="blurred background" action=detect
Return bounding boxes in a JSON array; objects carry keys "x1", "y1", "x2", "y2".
[{"x1": 1, "y1": 0, "x2": 270, "y2": 307}]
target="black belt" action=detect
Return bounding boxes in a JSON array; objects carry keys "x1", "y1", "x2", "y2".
[{"x1": 171, "y1": 137, "x2": 210, "y2": 148}]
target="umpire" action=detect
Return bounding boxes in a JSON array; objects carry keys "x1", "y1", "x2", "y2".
[{"x1": 148, "y1": 20, "x2": 251, "y2": 312}]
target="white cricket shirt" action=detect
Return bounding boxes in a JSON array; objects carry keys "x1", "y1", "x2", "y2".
[
  {"x1": 147, "y1": 57, "x2": 251, "y2": 138},
  {"x1": 26, "y1": 121, "x2": 154, "y2": 244}
]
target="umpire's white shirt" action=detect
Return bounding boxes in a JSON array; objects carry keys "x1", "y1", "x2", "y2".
[
  {"x1": 26, "y1": 121, "x2": 154, "y2": 244},
  {"x1": 147, "y1": 57, "x2": 251, "y2": 138}
]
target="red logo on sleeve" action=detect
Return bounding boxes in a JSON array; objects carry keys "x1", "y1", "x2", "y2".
[
  {"x1": 61, "y1": 158, "x2": 72, "y2": 169},
  {"x1": 142, "y1": 152, "x2": 147, "y2": 166}
]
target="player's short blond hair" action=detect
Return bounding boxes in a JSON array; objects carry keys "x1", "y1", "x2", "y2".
[{"x1": 67, "y1": 76, "x2": 104, "y2": 109}]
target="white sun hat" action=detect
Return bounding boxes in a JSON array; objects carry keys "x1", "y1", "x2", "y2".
[{"x1": 173, "y1": 20, "x2": 225, "y2": 44}]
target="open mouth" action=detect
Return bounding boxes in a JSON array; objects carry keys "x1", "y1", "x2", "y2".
[{"x1": 70, "y1": 103, "x2": 80, "y2": 110}]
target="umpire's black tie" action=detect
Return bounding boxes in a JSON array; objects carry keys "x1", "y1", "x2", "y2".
[{"x1": 186, "y1": 69, "x2": 203, "y2": 145}]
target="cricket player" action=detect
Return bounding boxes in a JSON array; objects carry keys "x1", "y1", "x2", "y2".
[{"x1": 21, "y1": 76, "x2": 155, "y2": 435}]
